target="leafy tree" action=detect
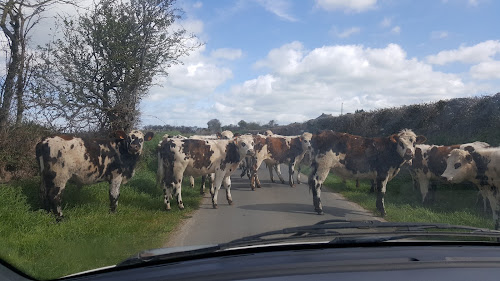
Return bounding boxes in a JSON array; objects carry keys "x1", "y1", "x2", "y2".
[
  {"x1": 237, "y1": 120, "x2": 247, "y2": 129},
  {"x1": 32, "y1": 0, "x2": 200, "y2": 133},
  {"x1": 0, "y1": 0, "x2": 63, "y2": 132},
  {"x1": 207, "y1": 118, "x2": 221, "y2": 133}
]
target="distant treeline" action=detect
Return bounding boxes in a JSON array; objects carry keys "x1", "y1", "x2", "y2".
[{"x1": 271, "y1": 93, "x2": 500, "y2": 146}]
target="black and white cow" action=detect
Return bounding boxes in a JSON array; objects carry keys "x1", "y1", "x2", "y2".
[
  {"x1": 36, "y1": 130, "x2": 154, "y2": 220},
  {"x1": 442, "y1": 146, "x2": 500, "y2": 229},
  {"x1": 409, "y1": 142, "x2": 490, "y2": 203},
  {"x1": 158, "y1": 135, "x2": 255, "y2": 209},
  {"x1": 308, "y1": 129, "x2": 426, "y2": 216}
]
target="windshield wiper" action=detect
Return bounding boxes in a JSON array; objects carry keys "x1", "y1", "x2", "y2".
[
  {"x1": 117, "y1": 220, "x2": 500, "y2": 269},
  {"x1": 222, "y1": 220, "x2": 500, "y2": 247},
  {"x1": 118, "y1": 244, "x2": 222, "y2": 267}
]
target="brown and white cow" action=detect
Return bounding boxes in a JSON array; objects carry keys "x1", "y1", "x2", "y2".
[
  {"x1": 308, "y1": 129, "x2": 426, "y2": 216},
  {"x1": 441, "y1": 146, "x2": 500, "y2": 229},
  {"x1": 158, "y1": 135, "x2": 255, "y2": 209},
  {"x1": 249, "y1": 132, "x2": 312, "y2": 190},
  {"x1": 36, "y1": 130, "x2": 154, "y2": 220},
  {"x1": 409, "y1": 142, "x2": 490, "y2": 203}
]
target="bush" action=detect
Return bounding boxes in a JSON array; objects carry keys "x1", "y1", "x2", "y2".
[{"x1": 0, "y1": 122, "x2": 53, "y2": 183}]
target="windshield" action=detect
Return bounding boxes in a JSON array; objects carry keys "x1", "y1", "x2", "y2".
[{"x1": 1, "y1": 0, "x2": 500, "y2": 279}]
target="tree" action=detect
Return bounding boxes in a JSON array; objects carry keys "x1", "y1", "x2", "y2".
[
  {"x1": 207, "y1": 118, "x2": 221, "y2": 134},
  {"x1": 0, "y1": 0, "x2": 60, "y2": 132},
  {"x1": 267, "y1": 119, "x2": 278, "y2": 127},
  {"x1": 33, "y1": 0, "x2": 199, "y2": 133},
  {"x1": 238, "y1": 120, "x2": 247, "y2": 129}
]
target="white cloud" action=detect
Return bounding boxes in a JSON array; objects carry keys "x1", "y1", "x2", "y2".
[
  {"x1": 255, "y1": 0, "x2": 297, "y2": 22},
  {"x1": 210, "y1": 48, "x2": 243, "y2": 60},
  {"x1": 254, "y1": 41, "x2": 305, "y2": 75},
  {"x1": 470, "y1": 61, "x2": 500, "y2": 80},
  {"x1": 431, "y1": 31, "x2": 449, "y2": 39},
  {"x1": 426, "y1": 40, "x2": 500, "y2": 65},
  {"x1": 380, "y1": 17, "x2": 391, "y2": 27},
  {"x1": 391, "y1": 26, "x2": 401, "y2": 34},
  {"x1": 209, "y1": 42, "x2": 485, "y2": 126},
  {"x1": 315, "y1": 0, "x2": 377, "y2": 13},
  {"x1": 333, "y1": 27, "x2": 361, "y2": 38},
  {"x1": 193, "y1": 1, "x2": 203, "y2": 9}
]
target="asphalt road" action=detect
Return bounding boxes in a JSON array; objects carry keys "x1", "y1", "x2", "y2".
[{"x1": 165, "y1": 166, "x2": 383, "y2": 247}]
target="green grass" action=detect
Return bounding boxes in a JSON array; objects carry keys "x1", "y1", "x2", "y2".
[
  {"x1": 314, "y1": 168, "x2": 495, "y2": 229},
  {"x1": 0, "y1": 132, "x2": 203, "y2": 280}
]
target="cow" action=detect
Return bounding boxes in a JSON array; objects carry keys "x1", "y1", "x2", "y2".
[
  {"x1": 158, "y1": 135, "x2": 255, "y2": 209},
  {"x1": 409, "y1": 142, "x2": 490, "y2": 203},
  {"x1": 250, "y1": 132, "x2": 312, "y2": 190},
  {"x1": 36, "y1": 130, "x2": 154, "y2": 220},
  {"x1": 441, "y1": 146, "x2": 500, "y2": 229},
  {"x1": 308, "y1": 129, "x2": 426, "y2": 216}
]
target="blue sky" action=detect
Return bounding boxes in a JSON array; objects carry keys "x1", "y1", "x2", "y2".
[{"x1": 31, "y1": 0, "x2": 500, "y2": 127}]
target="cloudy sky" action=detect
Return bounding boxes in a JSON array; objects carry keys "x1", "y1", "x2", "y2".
[{"x1": 29, "y1": 0, "x2": 500, "y2": 127}]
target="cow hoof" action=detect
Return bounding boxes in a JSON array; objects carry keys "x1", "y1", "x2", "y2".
[
  {"x1": 290, "y1": 184, "x2": 296, "y2": 188},
  {"x1": 280, "y1": 181, "x2": 285, "y2": 184},
  {"x1": 178, "y1": 205, "x2": 185, "y2": 210},
  {"x1": 55, "y1": 215, "x2": 65, "y2": 223},
  {"x1": 316, "y1": 210, "x2": 324, "y2": 215},
  {"x1": 271, "y1": 180, "x2": 275, "y2": 183},
  {"x1": 228, "y1": 200, "x2": 233, "y2": 205},
  {"x1": 213, "y1": 204, "x2": 218, "y2": 209}
]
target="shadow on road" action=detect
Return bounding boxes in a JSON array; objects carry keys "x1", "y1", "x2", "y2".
[{"x1": 238, "y1": 202, "x2": 376, "y2": 218}]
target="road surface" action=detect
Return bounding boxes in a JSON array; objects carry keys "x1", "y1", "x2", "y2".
[{"x1": 165, "y1": 166, "x2": 383, "y2": 247}]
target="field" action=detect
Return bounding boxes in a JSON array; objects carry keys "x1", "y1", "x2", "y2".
[{"x1": 0, "y1": 132, "x2": 203, "y2": 280}]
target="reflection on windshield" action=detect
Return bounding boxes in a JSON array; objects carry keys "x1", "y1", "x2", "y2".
[{"x1": 1, "y1": 0, "x2": 500, "y2": 279}]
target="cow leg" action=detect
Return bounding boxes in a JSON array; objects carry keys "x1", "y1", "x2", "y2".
[
  {"x1": 250, "y1": 157, "x2": 263, "y2": 190},
  {"x1": 200, "y1": 175, "x2": 207, "y2": 194},
  {"x1": 297, "y1": 165, "x2": 302, "y2": 184},
  {"x1": 209, "y1": 173, "x2": 215, "y2": 196},
  {"x1": 163, "y1": 183, "x2": 173, "y2": 211},
  {"x1": 174, "y1": 179, "x2": 184, "y2": 210},
  {"x1": 212, "y1": 171, "x2": 225, "y2": 208},
  {"x1": 477, "y1": 189, "x2": 489, "y2": 214},
  {"x1": 109, "y1": 177, "x2": 123, "y2": 213},
  {"x1": 47, "y1": 185, "x2": 65, "y2": 221},
  {"x1": 189, "y1": 176, "x2": 195, "y2": 188},
  {"x1": 289, "y1": 160, "x2": 296, "y2": 187},
  {"x1": 275, "y1": 164, "x2": 286, "y2": 184},
  {"x1": 268, "y1": 163, "x2": 275, "y2": 183},
  {"x1": 223, "y1": 176, "x2": 233, "y2": 205},
  {"x1": 417, "y1": 177, "x2": 430, "y2": 204},
  {"x1": 356, "y1": 179, "x2": 360, "y2": 188},
  {"x1": 369, "y1": 180, "x2": 375, "y2": 193},
  {"x1": 308, "y1": 160, "x2": 331, "y2": 215},
  {"x1": 375, "y1": 177, "x2": 389, "y2": 217}
]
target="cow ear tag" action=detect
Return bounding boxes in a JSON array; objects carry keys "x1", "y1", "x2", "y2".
[
  {"x1": 115, "y1": 130, "x2": 127, "y2": 140},
  {"x1": 389, "y1": 134, "x2": 398, "y2": 143}
]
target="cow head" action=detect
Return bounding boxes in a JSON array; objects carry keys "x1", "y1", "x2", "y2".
[
  {"x1": 234, "y1": 135, "x2": 255, "y2": 157},
  {"x1": 441, "y1": 149, "x2": 475, "y2": 184},
  {"x1": 115, "y1": 130, "x2": 154, "y2": 155},
  {"x1": 390, "y1": 129, "x2": 426, "y2": 161},
  {"x1": 300, "y1": 132, "x2": 313, "y2": 152},
  {"x1": 219, "y1": 130, "x2": 234, "y2": 140}
]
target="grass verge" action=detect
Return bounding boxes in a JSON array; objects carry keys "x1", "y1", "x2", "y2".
[{"x1": 0, "y1": 132, "x2": 203, "y2": 280}]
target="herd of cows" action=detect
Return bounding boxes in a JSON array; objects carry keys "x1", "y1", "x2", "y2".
[{"x1": 35, "y1": 128, "x2": 500, "y2": 229}]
